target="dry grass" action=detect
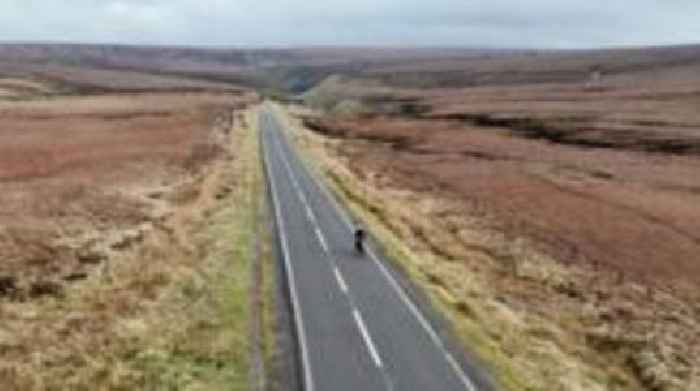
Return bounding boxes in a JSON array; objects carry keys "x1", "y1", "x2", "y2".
[
  {"x1": 275, "y1": 103, "x2": 700, "y2": 391},
  {"x1": 300, "y1": 114, "x2": 700, "y2": 287},
  {"x1": 32, "y1": 65, "x2": 244, "y2": 93},
  {"x1": 0, "y1": 86, "x2": 269, "y2": 389},
  {"x1": 0, "y1": 93, "x2": 253, "y2": 294},
  {"x1": 0, "y1": 78, "x2": 57, "y2": 98}
]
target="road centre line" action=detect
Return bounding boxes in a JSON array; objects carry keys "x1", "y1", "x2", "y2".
[
  {"x1": 262, "y1": 127, "x2": 315, "y2": 391},
  {"x1": 334, "y1": 267, "x2": 349, "y2": 294},
  {"x1": 315, "y1": 227, "x2": 329, "y2": 253},
  {"x1": 270, "y1": 117, "x2": 390, "y2": 381},
  {"x1": 271, "y1": 113, "x2": 478, "y2": 391},
  {"x1": 352, "y1": 309, "x2": 384, "y2": 369},
  {"x1": 306, "y1": 205, "x2": 316, "y2": 222}
]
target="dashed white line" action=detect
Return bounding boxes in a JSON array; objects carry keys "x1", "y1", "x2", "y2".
[
  {"x1": 279, "y1": 140, "x2": 301, "y2": 187},
  {"x1": 315, "y1": 227, "x2": 329, "y2": 253},
  {"x1": 365, "y1": 246, "x2": 476, "y2": 391},
  {"x1": 262, "y1": 127, "x2": 315, "y2": 391},
  {"x1": 352, "y1": 309, "x2": 383, "y2": 369},
  {"x1": 268, "y1": 110, "x2": 476, "y2": 390},
  {"x1": 306, "y1": 205, "x2": 316, "y2": 223},
  {"x1": 271, "y1": 113, "x2": 478, "y2": 391},
  {"x1": 297, "y1": 190, "x2": 309, "y2": 209},
  {"x1": 293, "y1": 179, "x2": 305, "y2": 199},
  {"x1": 333, "y1": 267, "x2": 349, "y2": 294},
  {"x1": 275, "y1": 139, "x2": 317, "y2": 223},
  {"x1": 273, "y1": 135, "x2": 333, "y2": 259}
]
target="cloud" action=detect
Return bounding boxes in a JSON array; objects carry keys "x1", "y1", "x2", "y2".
[{"x1": 0, "y1": 0, "x2": 699, "y2": 48}]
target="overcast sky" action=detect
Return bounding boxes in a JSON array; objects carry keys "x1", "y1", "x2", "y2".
[{"x1": 1, "y1": 0, "x2": 700, "y2": 48}]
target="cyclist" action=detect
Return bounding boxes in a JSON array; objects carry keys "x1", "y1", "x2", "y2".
[{"x1": 354, "y1": 227, "x2": 365, "y2": 254}]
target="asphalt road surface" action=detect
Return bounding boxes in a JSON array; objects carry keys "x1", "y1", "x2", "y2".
[{"x1": 261, "y1": 106, "x2": 490, "y2": 391}]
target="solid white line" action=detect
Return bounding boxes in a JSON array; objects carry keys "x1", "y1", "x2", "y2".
[
  {"x1": 363, "y1": 246, "x2": 474, "y2": 389},
  {"x1": 352, "y1": 309, "x2": 383, "y2": 368},
  {"x1": 366, "y1": 242, "x2": 475, "y2": 390},
  {"x1": 334, "y1": 267, "x2": 349, "y2": 294},
  {"x1": 262, "y1": 125, "x2": 315, "y2": 391},
  {"x1": 271, "y1": 112, "x2": 477, "y2": 391}
]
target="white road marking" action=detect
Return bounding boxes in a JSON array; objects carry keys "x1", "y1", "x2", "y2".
[
  {"x1": 279, "y1": 141, "x2": 301, "y2": 187},
  {"x1": 366, "y1": 247, "x2": 476, "y2": 390},
  {"x1": 271, "y1": 112, "x2": 478, "y2": 391},
  {"x1": 315, "y1": 227, "x2": 329, "y2": 253},
  {"x1": 292, "y1": 178, "x2": 304, "y2": 199},
  {"x1": 352, "y1": 309, "x2": 383, "y2": 369},
  {"x1": 306, "y1": 205, "x2": 316, "y2": 223},
  {"x1": 270, "y1": 110, "x2": 470, "y2": 390},
  {"x1": 276, "y1": 141, "x2": 317, "y2": 220},
  {"x1": 262, "y1": 126, "x2": 315, "y2": 391},
  {"x1": 270, "y1": 118, "x2": 389, "y2": 376},
  {"x1": 333, "y1": 267, "x2": 349, "y2": 294},
  {"x1": 297, "y1": 189, "x2": 309, "y2": 208},
  {"x1": 273, "y1": 132, "x2": 334, "y2": 258}
]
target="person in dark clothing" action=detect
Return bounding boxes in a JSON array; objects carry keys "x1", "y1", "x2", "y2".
[{"x1": 354, "y1": 228, "x2": 365, "y2": 253}]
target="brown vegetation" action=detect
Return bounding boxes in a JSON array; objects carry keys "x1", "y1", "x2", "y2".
[
  {"x1": 302, "y1": 113, "x2": 700, "y2": 287},
  {"x1": 289, "y1": 52, "x2": 700, "y2": 390},
  {"x1": 0, "y1": 90, "x2": 259, "y2": 297},
  {"x1": 0, "y1": 80, "x2": 266, "y2": 388}
]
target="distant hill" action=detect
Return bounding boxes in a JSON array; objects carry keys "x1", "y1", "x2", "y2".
[
  {"x1": 2, "y1": 43, "x2": 700, "y2": 92},
  {"x1": 0, "y1": 44, "x2": 526, "y2": 92}
]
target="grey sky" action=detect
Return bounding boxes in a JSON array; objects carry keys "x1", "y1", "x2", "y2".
[{"x1": 1, "y1": 0, "x2": 699, "y2": 48}]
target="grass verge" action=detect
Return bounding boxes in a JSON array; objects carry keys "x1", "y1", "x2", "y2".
[{"x1": 128, "y1": 108, "x2": 265, "y2": 390}]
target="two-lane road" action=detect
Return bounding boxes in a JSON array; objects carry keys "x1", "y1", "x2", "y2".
[{"x1": 261, "y1": 106, "x2": 490, "y2": 391}]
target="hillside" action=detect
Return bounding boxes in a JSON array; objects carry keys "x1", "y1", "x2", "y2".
[
  {"x1": 5, "y1": 43, "x2": 700, "y2": 93},
  {"x1": 0, "y1": 44, "x2": 527, "y2": 92}
]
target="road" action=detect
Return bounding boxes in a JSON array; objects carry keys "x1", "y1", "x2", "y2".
[{"x1": 261, "y1": 106, "x2": 490, "y2": 391}]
